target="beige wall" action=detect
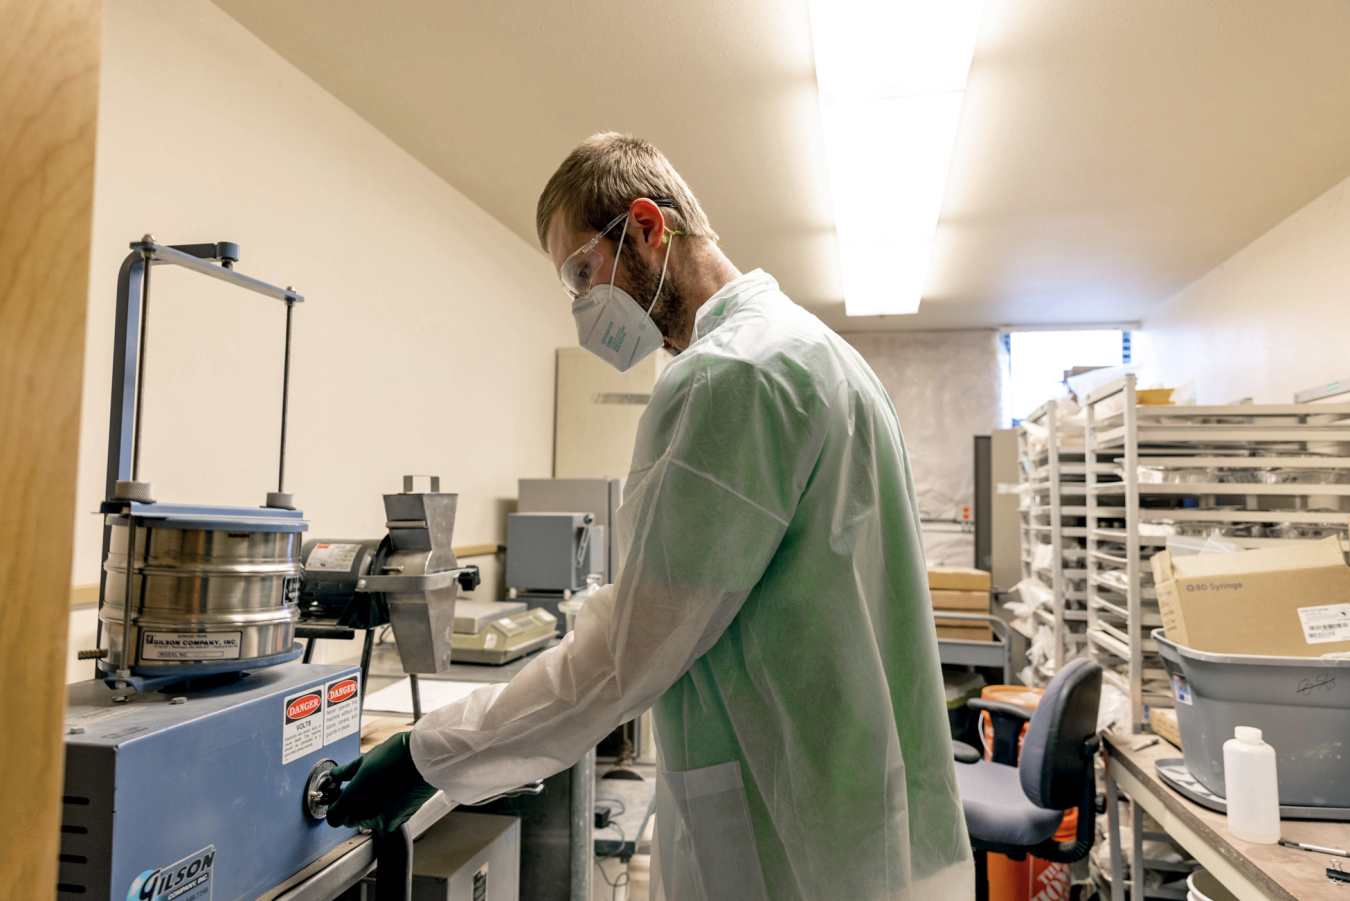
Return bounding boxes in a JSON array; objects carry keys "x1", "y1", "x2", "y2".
[
  {"x1": 69, "y1": 0, "x2": 574, "y2": 673},
  {"x1": 1140, "y1": 172, "x2": 1350, "y2": 404}
]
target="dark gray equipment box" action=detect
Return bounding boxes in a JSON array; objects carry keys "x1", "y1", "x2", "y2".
[
  {"x1": 59, "y1": 664, "x2": 362, "y2": 901},
  {"x1": 505, "y1": 513, "x2": 604, "y2": 593},
  {"x1": 413, "y1": 812, "x2": 521, "y2": 901},
  {"x1": 518, "y1": 478, "x2": 623, "y2": 583}
]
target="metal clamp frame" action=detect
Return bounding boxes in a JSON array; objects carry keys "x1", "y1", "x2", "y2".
[{"x1": 97, "y1": 237, "x2": 305, "y2": 674}]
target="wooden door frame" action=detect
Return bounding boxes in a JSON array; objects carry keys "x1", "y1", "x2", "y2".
[{"x1": 0, "y1": 1, "x2": 104, "y2": 897}]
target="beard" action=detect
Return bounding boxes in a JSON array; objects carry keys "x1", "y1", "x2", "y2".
[{"x1": 619, "y1": 249, "x2": 692, "y2": 353}]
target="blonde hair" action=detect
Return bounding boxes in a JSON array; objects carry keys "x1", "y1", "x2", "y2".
[{"x1": 536, "y1": 132, "x2": 718, "y2": 251}]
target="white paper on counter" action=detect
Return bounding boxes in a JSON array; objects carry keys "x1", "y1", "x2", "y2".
[{"x1": 362, "y1": 677, "x2": 493, "y2": 714}]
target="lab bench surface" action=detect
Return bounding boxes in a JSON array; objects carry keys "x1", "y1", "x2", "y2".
[{"x1": 1104, "y1": 731, "x2": 1350, "y2": 901}]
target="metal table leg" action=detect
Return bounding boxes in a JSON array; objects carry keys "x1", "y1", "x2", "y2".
[
  {"x1": 1106, "y1": 752, "x2": 1126, "y2": 901},
  {"x1": 1133, "y1": 800, "x2": 1146, "y2": 901},
  {"x1": 571, "y1": 748, "x2": 596, "y2": 901}
]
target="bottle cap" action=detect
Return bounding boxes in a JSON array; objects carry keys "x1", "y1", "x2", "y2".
[{"x1": 1234, "y1": 726, "x2": 1263, "y2": 743}]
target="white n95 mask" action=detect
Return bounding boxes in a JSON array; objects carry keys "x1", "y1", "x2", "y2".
[
  {"x1": 568, "y1": 213, "x2": 674, "y2": 373},
  {"x1": 571, "y1": 285, "x2": 665, "y2": 373}
]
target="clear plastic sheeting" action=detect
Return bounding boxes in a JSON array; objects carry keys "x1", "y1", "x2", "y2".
[
  {"x1": 846, "y1": 330, "x2": 1003, "y2": 567},
  {"x1": 1165, "y1": 531, "x2": 1242, "y2": 557}
]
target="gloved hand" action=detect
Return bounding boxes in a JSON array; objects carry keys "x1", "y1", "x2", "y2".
[{"x1": 325, "y1": 732, "x2": 437, "y2": 834}]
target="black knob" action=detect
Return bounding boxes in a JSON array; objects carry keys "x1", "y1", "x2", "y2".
[{"x1": 458, "y1": 566, "x2": 481, "y2": 591}]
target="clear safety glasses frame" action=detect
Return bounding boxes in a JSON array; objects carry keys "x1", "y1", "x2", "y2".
[{"x1": 558, "y1": 199, "x2": 679, "y2": 300}]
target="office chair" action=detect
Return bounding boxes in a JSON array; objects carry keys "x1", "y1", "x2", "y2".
[{"x1": 954, "y1": 658, "x2": 1103, "y2": 894}]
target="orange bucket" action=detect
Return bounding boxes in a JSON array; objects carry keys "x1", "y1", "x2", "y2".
[
  {"x1": 986, "y1": 812, "x2": 1076, "y2": 901},
  {"x1": 978, "y1": 685, "x2": 1071, "y2": 901},
  {"x1": 979, "y1": 685, "x2": 1044, "y2": 761}
]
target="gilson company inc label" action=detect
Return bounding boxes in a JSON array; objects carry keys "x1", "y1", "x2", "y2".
[
  {"x1": 282, "y1": 689, "x2": 324, "y2": 764},
  {"x1": 127, "y1": 845, "x2": 215, "y2": 901},
  {"x1": 324, "y1": 676, "x2": 361, "y2": 745},
  {"x1": 141, "y1": 631, "x2": 242, "y2": 661}
]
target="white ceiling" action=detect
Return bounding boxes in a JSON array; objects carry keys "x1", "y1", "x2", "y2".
[{"x1": 210, "y1": 0, "x2": 1350, "y2": 332}]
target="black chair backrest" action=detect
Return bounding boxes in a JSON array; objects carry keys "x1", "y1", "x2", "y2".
[{"x1": 1018, "y1": 658, "x2": 1102, "y2": 810}]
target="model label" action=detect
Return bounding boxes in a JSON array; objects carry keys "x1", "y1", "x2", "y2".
[
  {"x1": 127, "y1": 844, "x2": 214, "y2": 901},
  {"x1": 283, "y1": 689, "x2": 324, "y2": 764},
  {"x1": 1298, "y1": 603, "x2": 1350, "y2": 644},
  {"x1": 473, "y1": 862, "x2": 488, "y2": 901},
  {"x1": 307, "y1": 543, "x2": 363, "y2": 572},
  {"x1": 324, "y1": 675, "x2": 361, "y2": 745},
  {"x1": 65, "y1": 706, "x2": 136, "y2": 726},
  {"x1": 141, "y1": 632, "x2": 242, "y2": 661}
]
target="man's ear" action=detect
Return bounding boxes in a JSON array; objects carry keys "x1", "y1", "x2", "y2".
[{"x1": 628, "y1": 198, "x2": 668, "y2": 250}]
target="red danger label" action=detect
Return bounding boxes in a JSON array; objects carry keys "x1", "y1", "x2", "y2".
[
  {"x1": 327, "y1": 679, "x2": 358, "y2": 704},
  {"x1": 286, "y1": 694, "x2": 322, "y2": 721}
]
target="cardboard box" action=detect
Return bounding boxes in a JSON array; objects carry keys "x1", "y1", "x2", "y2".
[
  {"x1": 930, "y1": 589, "x2": 990, "y2": 613},
  {"x1": 1152, "y1": 536, "x2": 1350, "y2": 656},
  {"x1": 1150, "y1": 708, "x2": 1181, "y2": 749},
  {"x1": 935, "y1": 623, "x2": 993, "y2": 642},
  {"x1": 928, "y1": 566, "x2": 991, "y2": 592}
]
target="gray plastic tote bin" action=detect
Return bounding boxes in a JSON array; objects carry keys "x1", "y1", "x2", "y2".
[{"x1": 1153, "y1": 628, "x2": 1350, "y2": 809}]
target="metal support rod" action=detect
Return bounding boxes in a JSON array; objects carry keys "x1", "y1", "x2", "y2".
[
  {"x1": 360, "y1": 629, "x2": 376, "y2": 694},
  {"x1": 118, "y1": 517, "x2": 138, "y2": 678},
  {"x1": 131, "y1": 241, "x2": 154, "y2": 480},
  {"x1": 570, "y1": 748, "x2": 596, "y2": 901},
  {"x1": 409, "y1": 673, "x2": 422, "y2": 723},
  {"x1": 278, "y1": 296, "x2": 295, "y2": 493},
  {"x1": 1132, "y1": 790, "x2": 1145, "y2": 901},
  {"x1": 1106, "y1": 754, "x2": 1125, "y2": 901}
]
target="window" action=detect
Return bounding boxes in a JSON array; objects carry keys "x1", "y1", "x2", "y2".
[{"x1": 1004, "y1": 329, "x2": 1129, "y2": 423}]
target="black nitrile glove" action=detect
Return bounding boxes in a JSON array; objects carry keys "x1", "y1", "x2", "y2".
[{"x1": 325, "y1": 732, "x2": 436, "y2": 834}]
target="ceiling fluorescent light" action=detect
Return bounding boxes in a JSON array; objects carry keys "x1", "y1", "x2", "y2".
[{"x1": 807, "y1": 0, "x2": 984, "y2": 316}]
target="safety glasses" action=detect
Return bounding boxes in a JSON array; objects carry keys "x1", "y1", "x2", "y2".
[
  {"x1": 560, "y1": 212, "x2": 628, "y2": 300},
  {"x1": 558, "y1": 200, "x2": 680, "y2": 300}
]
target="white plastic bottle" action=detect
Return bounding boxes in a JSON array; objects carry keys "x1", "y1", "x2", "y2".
[{"x1": 1223, "y1": 726, "x2": 1280, "y2": 843}]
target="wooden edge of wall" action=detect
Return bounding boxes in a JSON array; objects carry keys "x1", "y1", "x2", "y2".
[{"x1": 0, "y1": 0, "x2": 103, "y2": 895}]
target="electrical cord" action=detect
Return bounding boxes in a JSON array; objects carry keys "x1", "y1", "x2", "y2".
[
  {"x1": 594, "y1": 821, "x2": 630, "y2": 901},
  {"x1": 595, "y1": 797, "x2": 627, "y2": 816}
]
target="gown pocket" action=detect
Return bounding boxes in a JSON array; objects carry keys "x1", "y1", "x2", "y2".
[{"x1": 656, "y1": 760, "x2": 770, "y2": 901}]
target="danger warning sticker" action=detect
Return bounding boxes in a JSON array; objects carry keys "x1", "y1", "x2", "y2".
[
  {"x1": 324, "y1": 675, "x2": 361, "y2": 745},
  {"x1": 282, "y1": 689, "x2": 324, "y2": 764}
]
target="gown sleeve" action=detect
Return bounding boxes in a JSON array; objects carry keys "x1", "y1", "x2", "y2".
[{"x1": 409, "y1": 351, "x2": 825, "y2": 803}]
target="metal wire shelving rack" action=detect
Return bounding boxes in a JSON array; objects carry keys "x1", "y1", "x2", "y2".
[
  {"x1": 1017, "y1": 400, "x2": 1096, "y2": 684},
  {"x1": 1084, "y1": 373, "x2": 1350, "y2": 732}
]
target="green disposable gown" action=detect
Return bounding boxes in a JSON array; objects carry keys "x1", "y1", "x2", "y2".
[{"x1": 410, "y1": 270, "x2": 972, "y2": 900}]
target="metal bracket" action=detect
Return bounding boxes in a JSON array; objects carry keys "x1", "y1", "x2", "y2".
[{"x1": 355, "y1": 570, "x2": 463, "y2": 593}]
